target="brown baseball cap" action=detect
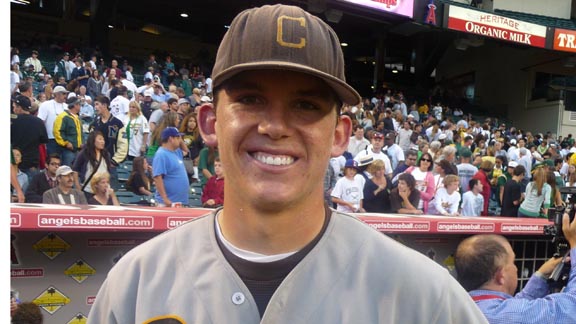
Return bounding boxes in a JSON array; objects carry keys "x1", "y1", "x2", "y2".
[{"x1": 212, "y1": 4, "x2": 360, "y2": 106}]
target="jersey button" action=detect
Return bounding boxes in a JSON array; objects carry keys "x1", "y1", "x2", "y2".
[{"x1": 232, "y1": 292, "x2": 245, "y2": 305}]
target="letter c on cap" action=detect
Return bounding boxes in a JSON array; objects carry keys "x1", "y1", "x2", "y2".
[{"x1": 277, "y1": 15, "x2": 306, "y2": 48}]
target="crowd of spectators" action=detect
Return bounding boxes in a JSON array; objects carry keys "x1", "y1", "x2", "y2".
[
  {"x1": 10, "y1": 45, "x2": 217, "y2": 207},
  {"x1": 9, "y1": 45, "x2": 575, "y2": 215},
  {"x1": 326, "y1": 92, "x2": 574, "y2": 218}
]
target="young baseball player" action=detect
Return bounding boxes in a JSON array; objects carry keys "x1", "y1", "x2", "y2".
[{"x1": 88, "y1": 5, "x2": 488, "y2": 323}]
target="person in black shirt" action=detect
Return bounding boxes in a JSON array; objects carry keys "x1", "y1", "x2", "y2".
[
  {"x1": 383, "y1": 108, "x2": 395, "y2": 134},
  {"x1": 501, "y1": 165, "x2": 526, "y2": 217},
  {"x1": 25, "y1": 154, "x2": 60, "y2": 203},
  {"x1": 363, "y1": 159, "x2": 391, "y2": 213},
  {"x1": 89, "y1": 95, "x2": 125, "y2": 160},
  {"x1": 87, "y1": 172, "x2": 120, "y2": 205},
  {"x1": 390, "y1": 173, "x2": 422, "y2": 214},
  {"x1": 11, "y1": 95, "x2": 48, "y2": 177},
  {"x1": 126, "y1": 156, "x2": 153, "y2": 196}
]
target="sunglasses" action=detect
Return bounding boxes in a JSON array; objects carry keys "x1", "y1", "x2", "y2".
[{"x1": 421, "y1": 158, "x2": 432, "y2": 162}]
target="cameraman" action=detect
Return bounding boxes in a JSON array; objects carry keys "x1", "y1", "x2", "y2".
[{"x1": 454, "y1": 213, "x2": 576, "y2": 324}]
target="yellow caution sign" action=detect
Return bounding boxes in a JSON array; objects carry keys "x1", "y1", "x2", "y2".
[
  {"x1": 67, "y1": 313, "x2": 87, "y2": 324},
  {"x1": 32, "y1": 233, "x2": 71, "y2": 260},
  {"x1": 64, "y1": 259, "x2": 96, "y2": 284},
  {"x1": 33, "y1": 286, "x2": 70, "y2": 314}
]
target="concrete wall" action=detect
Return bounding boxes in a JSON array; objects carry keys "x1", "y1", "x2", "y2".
[
  {"x1": 436, "y1": 42, "x2": 529, "y2": 118},
  {"x1": 493, "y1": 0, "x2": 572, "y2": 19},
  {"x1": 436, "y1": 40, "x2": 576, "y2": 135},
  {"x1": 559, "y1": 102, "x2": 576, "y2": 137},
  {"x1": 520, "y1": 99, "x2": 561, "y2": 135}
]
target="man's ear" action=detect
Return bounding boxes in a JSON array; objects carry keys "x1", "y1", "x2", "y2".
[
  {"x1": 331, "y1": 114, "x2": 352, "y2": 157},
  {"x1": 494, "y1": 267, "x2": 505, "y2": 286},
  {"x1": 198, "y1": 103, "x2": 218, "y2": 147}
]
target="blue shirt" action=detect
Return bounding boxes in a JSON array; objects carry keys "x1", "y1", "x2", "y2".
[
  {"x1": 470, "y1": 247, "x2": 576, "y2": 324},
  {"x1": 79, "y1": 103, "x2": 94, "y2": 119},
  {"x1": 151, "y1": 93, "x2": 170, "y2": 103},
  {"x1": 153, "y1": 147, "x2": 190, "y2": 205},
  {"x1": 385, "y1": 144, "x2": 404, "y2": 171},
  {"x1": 71, "y1": 67, "x2": 89, "y2": 87}
]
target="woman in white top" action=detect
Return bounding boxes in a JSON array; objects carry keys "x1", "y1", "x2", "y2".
[
  {"x1": 392, "y1": 111, "x2": 403, "y2": 132},
  {"x1": 361, "y1": 110, "x2": 375, "y2": 131},
  {"x1": 101, "y1": 68, "x2": 117, "y2": 97},
  {"x1": 567, "y1": 164, "x2": 576, "y2": 187},
  {"x1": 125, "y1": 65, "x2": 135, "y2": 82},
  {"x1": 10, "y1": 47, "x2": 20, "y2": 65},
  {"x1": 10, "y1": 63, "x2": 21, "y2": 94},
  {"x1": 403, "y1": 152, "x2": 435, "y2": 213},
  {"x1": 429, "y1": 175, "x2": 461, "y2": 216},
  {"x1": 566, "y1": 165, "x2": 576, "y2": 201},
  {"x1": 518, "y1": 166, "x2": 551, "y2": 218},
  {"x1": 125, "y1": 101, "x2": 150, "y2": 160},
  {"x1": 434, "y1": 159, "x2": 457, "y2": 194},
  {"x1": 72, "y1": 131, "x2": 112, "y2": 200}
]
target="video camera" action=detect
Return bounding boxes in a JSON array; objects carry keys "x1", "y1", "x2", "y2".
[
  {"x1": 544, "y1": 186, "x2": 576, "y2": 240},
  {"x1": 542, "y1": 186, "x2": 576, "y2": 287}
]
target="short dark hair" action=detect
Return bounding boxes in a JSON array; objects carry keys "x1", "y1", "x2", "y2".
[
  {"x1": 94, "y1": 95, "x2": 110, "y2": 108},
  {"x1": 18, "y1": 81, "x2": 32, "y2": 93},
  {"x1": 167, "y1": 98, "x2": 178, "y2": 106},
  {"x1": 512, "y1": 165, "x2": 526, "y2": 176},
  {"x1": 455, "y1": 235, "x2": 509, "y2": 291},
  {"x1": 437, "y1": 159, "x2": 458, "y2": 175},
  {"x1": 495, "y1": 154, "x2": 507, "y2": 165},
  {"x1": 406, "y1": 150, "x2": 418, "y2": 158},
  {"x1": 117, "y1": 85, "x2": 128, "y2": 95},
  {"x1": 468, "y1": 178, "x2": 480, "y2": 191},
  {"x1": 555, "y1": 158, "x2": 563, "y2": 166},
  {"x1": 47, "y1": 153, "x2": 61, "y2": 164},
  {"x1": 398, "y1": 172, "x2": 416, "y2": 190}
]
